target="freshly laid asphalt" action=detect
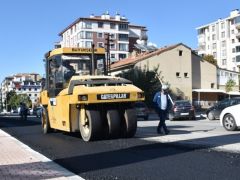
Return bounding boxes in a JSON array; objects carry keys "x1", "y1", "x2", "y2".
[
  {"x1": 1, "y1": 113, "x2": 240, "y2": 179},
  {"x1": 137, "y1": 112, "x2": 240, "y2": 153}
]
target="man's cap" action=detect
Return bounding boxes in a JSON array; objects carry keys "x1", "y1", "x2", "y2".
[{"x1": 162, "y1": 84, "x2": 168, "y2": 90}]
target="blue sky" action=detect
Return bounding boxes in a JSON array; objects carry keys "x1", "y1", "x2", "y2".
[{"x1": 0, "y1": 0, "x2": 239, "y2": 82}]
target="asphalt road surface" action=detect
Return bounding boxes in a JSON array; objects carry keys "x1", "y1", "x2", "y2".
[{"x1": 1, "y1": 115, "x2": 240, "y2": 180}]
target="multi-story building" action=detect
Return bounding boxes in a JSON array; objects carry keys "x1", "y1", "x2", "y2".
[
  {"x1": 1, "y1": 73, "x2": 42, "y2": 110},
  {"x1": 217, "y1": 68, "x2": 239, "y2": 91},
  {"x1": 58, "y1": 12, "x2": 148, "y2": 62},
  {"x1": 196, "y1": 9, "x2": 240, "y2": 72}
]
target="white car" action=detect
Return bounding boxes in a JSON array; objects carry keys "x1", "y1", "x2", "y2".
[{"x1": 220, "y1": 104, "x2": 240, "y2": 131}]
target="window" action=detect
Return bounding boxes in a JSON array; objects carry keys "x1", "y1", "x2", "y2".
[
  {"x1": 222, "y1": 59, "x2": 227, "y2": 65},
  {"x1": 29, "y1": 94, "x2": 31, "y2": 97},
  {"x1": 232, "y1": 48, "x2": 236, "y2": 53},
  {"x1": 119, "y1": 43, "x2": 128, "y2": 51},
  {"x1": 213, "y1": 52, "x2": 217, "y2": 59},
  {"x1": 232, "y1": 57, "x2": 236, "y2": 62},
  {"x1": 29, "y1": 88, "x2": 31, "y2": 91},
  {"x1": 35, "y1": 94, "x2": 37, "y2": 96},
  {"x1": 221, "y1": 41, "x2": 226, "y2": 48},
  {"x1": 110, "y1": 43, "x2": 115, "y2": 49},
  {"x1": 119, "y1": 34, "x2": 128, "y2": 41},
  {"x1": 184, "y1": 73, "x2": 188, "y2": 78},
  {"x1": 119, "y1": 54, "x2": 127, "y2": 59},
  {"x1": 98, "y1": 33, "x2": 103, "y2": 38},
  {"x1": 221, "y1": 22, "x2": 225, "y2": 29},
  {"x1": 97, "y1": 42, "x2": 104, "y2": 48},
  {"x1": 110, "y1": 33, "x2": 116, "y2": 39},
  {"x1": 35, "y1": 88, "x2": 37, "y2": 91},
  {"x1": 110, "y1": 54, "x2": 115, "y2": 59},
  {"x1": 176, "y1": 72, "x2": 180, "y2": 77},
  {"x1": 212, "y1": 34, "x2": 216, "y2": 40},
  {"x1": 232, "y1": 39, "x2": 235, "y2": 43},
  {"x1": 236, "y1": 55, "x2": 240, "y2": 62},
  {"x1": 211, "y1": 83, "x2": 215, "y2": 88},
  {"x1": 236, "y1": 46, "x2": 240, "y2": 52},
  {"x1": 222, "y1": 49, "x2": 226, "y2": 56},
  {"x1": 212, "y1": 43, "x2": 216, "y2": 49},
  {"x1": 86, "y1": 32, "x2": 92, "y2": 39},
  {"x1": 233, "y1": 67, "x2": 236, "y2": 71},
  {"x1": 119, "y1": 23, "x2": 128, "y2": 30},
  {"x1": 207, "y1": 36, "x2": 210, "y2": 41},
  {"x1": 212, "y1": 25, "x2": 215, "y2": 32},
  {"x1": 221, "y1": 31, "x2": 225, "y2": 38},
  {"x1": 98, "y1": 22, "x2": 103, "y2": 28},
  {"x1": 85, "y1": 41, "x2": 92, "y2": 48},
  {"x1": 85, "y1": 22, "x2": 92, "y2": 29},
  {"x1": 179, "y1": 50, "x2": 183, "y2": 56},
  {"x1": 232, "y1": 30, "x2": 235, "y2": 34},
  {"x1": 110, "y1": 23, "x2": 116, "y2": 29}
]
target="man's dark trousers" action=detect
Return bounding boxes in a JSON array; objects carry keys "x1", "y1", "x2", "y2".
[{"x1": 157, "y1": 109, "x2": 169, "y2": 133}]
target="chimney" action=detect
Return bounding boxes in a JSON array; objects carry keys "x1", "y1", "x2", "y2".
[
  {"x1": 230, "y1": 9, "x2": 239, "y2": 17},
  {"x1": 115, "y1": 12, "x2": 120, "y2": 21},
  {"x1": 105, "y1": 11, "x2": 110, "y2": 19},
  {"x1": 101, "y1": 13, "x2": 105, "y2": 19}
]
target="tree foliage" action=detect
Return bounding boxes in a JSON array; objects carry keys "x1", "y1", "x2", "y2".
[
  {"x1": 225, "y1": 79, "x2": 236, "y2": 92},
  {"x1": 203, "y1": 54, "x2": 217, "y2": 66},
  {"x1": 6, "y1": 91, "x2": 32, "y2": 110},
  {"x1": 116, "y1": 64, "x2": 163, "y2": 107}
]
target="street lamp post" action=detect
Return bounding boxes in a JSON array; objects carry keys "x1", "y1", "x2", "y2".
[{"x1": 238, "y1": 65, "x2": 240, "y2": 92}]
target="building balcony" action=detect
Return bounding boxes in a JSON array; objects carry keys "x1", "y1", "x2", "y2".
[
  {"x1": 236, "y1": 32, "x2": 240, "y2": 38},
  {"x1": 236, "y1": 22, "x2": 240, "y2": 29}
]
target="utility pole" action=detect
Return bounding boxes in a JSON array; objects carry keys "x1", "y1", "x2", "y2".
[
  {"x1": 105, "y1": 33, "x2": 113, "y2": 75},
  {"x1": 91, "y1": 43, "x2": 95, "y2": 75},
  {"x1": 238, "y1": 65, "x2": 240, "y2": 92}
]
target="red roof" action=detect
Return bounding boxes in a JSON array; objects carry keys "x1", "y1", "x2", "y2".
[{"x1": 111, "y1": 43, "x2": 190, "y2": 70}]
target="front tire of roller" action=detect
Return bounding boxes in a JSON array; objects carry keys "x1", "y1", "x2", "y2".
[{"x1": 79, "y1": 109, "x2": 102, "y2": 142}]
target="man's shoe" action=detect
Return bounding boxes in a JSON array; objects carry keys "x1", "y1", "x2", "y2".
[
  {"x1": 165, "y1": 130, "x2": 170, "y2": 135},
  {"x1": 157, "y1": 128, "x2": 162, "y2": 134}
]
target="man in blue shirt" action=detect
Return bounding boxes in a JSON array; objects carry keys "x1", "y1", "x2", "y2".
[{"x1": 153, "y1": 84, "x2": 172, "y2": 134}]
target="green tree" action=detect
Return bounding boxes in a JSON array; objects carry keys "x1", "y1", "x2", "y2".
[
  {"x1": 225, "y1": 79, "x2": 236, "y2": 92},
  {"x1": 203, "y1": 54, "x2": 217, "y2": 66},
  {"x1": 116, "y1": 64, "x2": 163, "y2": 107},
  {"x1": 8, "y1": 92, "x2": 32, "y2": 110},
  {"x1": 5, "y1": 91, "x2": 16, "y2": 111}
]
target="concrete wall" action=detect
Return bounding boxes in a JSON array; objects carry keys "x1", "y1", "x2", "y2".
[
  {"x1": 135, "y1": 45, "x2": 193, "y2": 100},
  {"x1": 191, "y1": 54, "x2": 217, "y2": 89}
]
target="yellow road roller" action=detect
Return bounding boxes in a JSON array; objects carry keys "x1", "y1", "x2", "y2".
[{"x1": 40, "y1": 47, "x2": 144, "y2": 141}]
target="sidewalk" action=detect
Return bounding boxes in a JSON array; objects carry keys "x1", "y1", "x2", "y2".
[{"x1": 0, "y1": 129, "x2": 83, "y2": 180}]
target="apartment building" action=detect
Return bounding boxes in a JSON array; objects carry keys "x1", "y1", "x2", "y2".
[
  {"x1": 1, "y1": 73, "x2": 42, "y2": 110},
  {"x1": 217, "y1": 68, "x2": 239, "y2": 91},
  {"x1": 197, "y1": 9, "x2": 240, "y2": 72},
  {"x1": 58, "y1": 12, "x2": 148, "y2": 62}
]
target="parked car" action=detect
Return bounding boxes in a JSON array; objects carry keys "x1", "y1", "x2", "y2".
[
  {"x1": 134, "y1": 102, "x2": 149, "y2": 120},
  {"x1": 206, "y1": 97, "x2": 240, "y2": 120},
  {"x1": 220, "y1": 104, "x2": 240, "y2": 131},
  {"x1": 169, "y1": 100, "x2": 195, "y2": 120},
  {"x1": 33, "y1": 106, "x2": 42, "y2": 118}
]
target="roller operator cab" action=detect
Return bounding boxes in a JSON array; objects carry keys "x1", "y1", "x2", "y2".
[{"x1": 40, "y1": 47, "x2": 144, "y2": 141}]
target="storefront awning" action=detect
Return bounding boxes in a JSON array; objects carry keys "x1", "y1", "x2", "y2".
[
  {"x1": 192, "y1": 89, "x2": 225, "y2": 93},
  {"x1": 227, "y1": 91, "x2": 240, "y2": 95}
]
